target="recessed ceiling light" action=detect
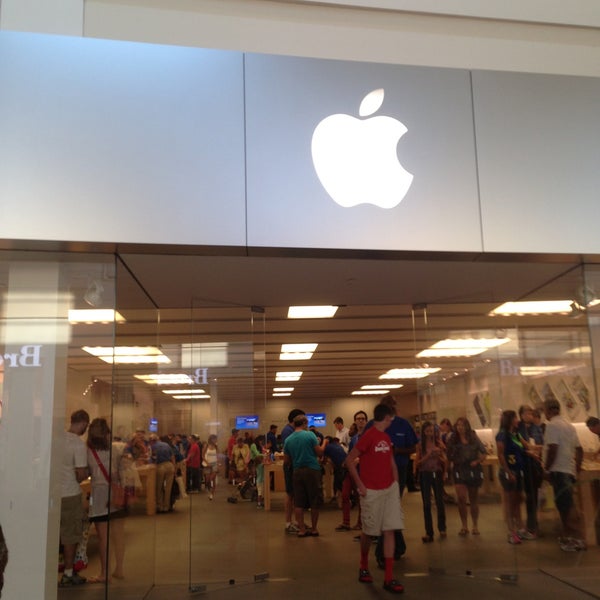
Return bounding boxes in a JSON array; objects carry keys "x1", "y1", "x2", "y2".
[
  {"x1": 566, "y1": 346, "x2": 591, "y2": 355},
  {"x1": 380, "y1": 368, "x2": 441, "y2": 379},
  {"x1": 162, "y1": 389, "x2": 205, "y2": 395},
  {"x1": 82, "y1": 346, "x2": 171, "y2": 364},
  {"x1": 276, "y1": 371, "x2": 303, "y2": 382},
  {"x1": 288, "y1": 306, "x2": 338, "y2": 319},
  {"x1": 135, "y1": 373, "x2": 194, "y2": 385},
  {"x1": 489, "y1": 301, "x2": 574, "y2": 316},
  {"x1": 280, "y1": 343, "x2": 318, "y2": 360},
  {"x1": 361, "y1": 384, "x2": 403, "y2": 390},
  {"x1": 352, "y1": 390, "x2": 389, "y2": 395},
  {"x1": 69, "y1": 309, "x2": 125, "y2": 323},
  {"x1": 519, "y1": 365, "x2": 564, "y2": 376},
  {"x1": 273, "y1": 387, "x2": 294, "y2": 392},
  {"x1": 417, "y1": 337, "x2": 510, "y2": 358},
  {"x1": 172, "y1": 394, "x2": 211, "y2": 400},
  {"x1": 272, "y1": 392, "x2": 292, "y2": 397}
]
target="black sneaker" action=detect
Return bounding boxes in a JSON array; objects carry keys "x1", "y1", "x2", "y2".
[
  {"x1": 59, "y1": 572, "x2": 87, "y2": 586},
  {"x1": 383, "y1": 579, "x2": 404, "y2": 594},
  {"x1": 358, "y1": 569, "x2": 373, "y2": 583}
]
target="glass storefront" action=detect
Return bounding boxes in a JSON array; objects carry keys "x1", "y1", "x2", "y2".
[{"x1": 1, "y1": 250, "x2": 599, "y2": 598}]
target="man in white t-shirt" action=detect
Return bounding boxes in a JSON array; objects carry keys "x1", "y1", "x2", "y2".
[
  {"x1": 334, "y1": 417, "x2": 350, "y2": 450},
  {"x1": 543, "y1": 398, "x2": 585, "y2": 552},
  {"x1": 60, "y1": 409, "x2": 90, "y2": 586}
]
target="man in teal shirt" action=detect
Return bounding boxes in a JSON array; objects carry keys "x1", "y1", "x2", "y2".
[{"x1": 283, "y1": 414, "x2": 326, "y2": 537}]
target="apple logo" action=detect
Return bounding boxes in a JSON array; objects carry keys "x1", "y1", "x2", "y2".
[{"x1": 311, "y1": 88, "x2": 413, "y2": 209}]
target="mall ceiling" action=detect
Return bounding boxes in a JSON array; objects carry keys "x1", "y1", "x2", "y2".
[{"x1": 66, "y1": 251, "x2": 596, "y2": 409}]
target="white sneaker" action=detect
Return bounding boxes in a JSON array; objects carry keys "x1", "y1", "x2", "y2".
[
  {"x1": 517, "y1": 529, "x2": 536, "y2": 540},
  {"x1": 559, "y1": 539, "x2": 578, "y2": 552},
  {"x1": 569, "y1": 537, "x2": 587, "y2": 551},
  {"x1": 285, "y1": 523, "x2": 299, "y2": 534}
]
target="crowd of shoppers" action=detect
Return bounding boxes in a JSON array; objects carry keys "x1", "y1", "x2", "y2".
[{"x1": 60, "y1": 392, "x2": 593, "y2": 592}]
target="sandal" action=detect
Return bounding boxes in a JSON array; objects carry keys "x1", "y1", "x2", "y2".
[
  {"x1": 471, "y1": 528, "x2": 480, "y2": 535},
  {"x1": 311, "y1": 530, "x2": 320, "y2": 537},
  {"x1": 297, "y1": 531, "x2": 310, "y2": 538},
  {"x1": 335, "y1": 524, "x2": 351, "y2": 531},
  {"x1": 458, "y1": 528, "x2": 469, "y2": 537}
]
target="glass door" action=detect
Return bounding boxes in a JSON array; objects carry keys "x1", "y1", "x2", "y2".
[{"x1": 186, "y1": 302, "x2": 267, "y2": 592}]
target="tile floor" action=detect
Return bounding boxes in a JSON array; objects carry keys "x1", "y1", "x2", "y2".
[{"x1": 58, "y1": 485, "x2": 600, "y2": 599}]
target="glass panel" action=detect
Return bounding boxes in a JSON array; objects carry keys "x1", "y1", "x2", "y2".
[
  {"x1": 187, "y1": 303, "x2": 266, "y2": 590},
  {"x1": 0, "y1": 251, "x2": 122, "y2": 599},
  {"x1": 406, "y1": 265, "x2": 600, "y2": 581},
  {"x1": 103, "y1": 257, "x2": 161, "y2": 598}
]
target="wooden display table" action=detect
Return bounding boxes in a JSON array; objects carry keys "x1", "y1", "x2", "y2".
[
  {"x1": 135, "y1": 464, "x2": 157, "y2": 515},
  {"x1": 576, "y1": 460, "x2": 600, "y2": 546}
]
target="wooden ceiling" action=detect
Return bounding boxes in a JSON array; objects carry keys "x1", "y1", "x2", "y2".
[{"x1": 64, "y1": 251, "x2": 597, "y2": 407}]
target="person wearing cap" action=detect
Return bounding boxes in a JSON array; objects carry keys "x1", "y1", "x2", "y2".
[{"x1": 543, "y1": 398, "x2": 586, "y2": 552}]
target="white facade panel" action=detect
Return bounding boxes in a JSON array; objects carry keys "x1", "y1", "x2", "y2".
[
  {"x1": 0, "y1": 32, "x2": 247, "y2": 247},
  {"x1": 474, "y1": 71, "x2": 600, "y2": 254}
]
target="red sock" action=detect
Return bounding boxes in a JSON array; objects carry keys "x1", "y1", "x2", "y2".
[
  {"x1": 385, "y1": 557, "x2": 394, "y2": 582},
  {"x1": 360, "y1": 551, "x2": 369, "y2": 571}
]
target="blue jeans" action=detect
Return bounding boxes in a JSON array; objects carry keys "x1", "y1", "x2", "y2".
[{"x1": 419, "y1": 471, "x2": 446, "y2": 537}]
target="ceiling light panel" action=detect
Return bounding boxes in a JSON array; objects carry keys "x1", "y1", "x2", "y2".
[
  {"x1": 489, "y1": 301, "x2": 574, "y2": 316},
  {"x1": 280, "y1": 343, "x2": 318, "y2": 360},
  {"x1": 135, "y1": 373, "x2": 194, "y2": 385},
  {"x1": 288, "y1": 305, "x2": 338, "y2": 319},
  {"x1": 276, "y1": 371, "x2": 303, "y2": 381},
  {"x1": 380, "y1": 368, "x2": 441, "y2": 379},
  {"x1": 361, "y1": 384, "x2": 403, "y2": 390},
  {"x1": 69, "y1": 309, "x2": 125, "y2": 323},
  {"x1": 82, "y1": 346, "x2": 170, "y2": 364},
  {"x1": 417, "y1": 337, "x2": 511, "y2": 358}
]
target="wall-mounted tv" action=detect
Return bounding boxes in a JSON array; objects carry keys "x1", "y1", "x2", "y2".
[
  {"x1": 235, "y1": 415, "x2": 259, "y2": 430},
  {"x1": 307, "y1": 413, "x2": 326, "y2": 428},
  {"x1": 149, "y1": 418, "x2": 158, "y2": 433}
]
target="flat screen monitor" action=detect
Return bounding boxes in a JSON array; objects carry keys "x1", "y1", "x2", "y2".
[
  {"x1": 235, "y1": 414, "x2": 259, "y2": 430},
  {"x1": 149, "y1": 418, "x2": 158, "y2": 433},
  {"x1": 307, "y1": 413, "x2": 326, "y2": 428}
]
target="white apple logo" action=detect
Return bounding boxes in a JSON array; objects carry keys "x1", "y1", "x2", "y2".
[{"x1": 311, "y1": 88, "x2": 413, "y2": 209}]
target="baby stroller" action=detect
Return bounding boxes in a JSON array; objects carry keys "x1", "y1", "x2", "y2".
[{"x1": 227, "y1": 473, "x2": 258, "y2": 503}]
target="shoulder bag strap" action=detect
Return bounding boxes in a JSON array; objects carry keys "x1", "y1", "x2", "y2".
[{"x1": 90, "y1": 448, "x2": 111, "y2": 483}]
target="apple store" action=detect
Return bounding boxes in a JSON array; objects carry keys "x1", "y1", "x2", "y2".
[{"x1": 1, "y1": 5, "x2": 600, "y2": 600}]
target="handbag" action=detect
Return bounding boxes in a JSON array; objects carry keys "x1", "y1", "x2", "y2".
[{"x1": 90, "y1": 448, "x2": 126, "y2": 509}]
